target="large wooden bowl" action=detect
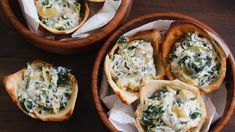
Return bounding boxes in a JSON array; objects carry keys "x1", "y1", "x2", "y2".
[
  {"x1": 0, "y1": 0, "x2": 132, "y2": 54},
  {"x1": 92, "y1": 12, "x2": 235, "y2": 131}
]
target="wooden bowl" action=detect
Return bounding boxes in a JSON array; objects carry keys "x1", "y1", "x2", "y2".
[
  {"x1": 92, "y1": 12, "x2": 235, "y2": 131},
  {"x1": 0, "y1": 0, "x2": 133, "y2": 54}
]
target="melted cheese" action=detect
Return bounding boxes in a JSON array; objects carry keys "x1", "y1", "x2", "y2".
[
  {"x1": 17, "y1": 63, "x2": 72, "y2": 115},
  {"x1": 141, "y1": 87, "x2": 202, "y2": 132},
  {"x1": 110, "y1": 38, "x2": 156, "y2": 92},
  {"x1": 36, "y1": 0, "x2": 81, "y2": 31},
  {"x1": 169, "y1": 32, "x2": 221, "y2": 88}
]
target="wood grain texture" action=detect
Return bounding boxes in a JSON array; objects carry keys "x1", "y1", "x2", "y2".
[{"x1": 0, "y1": 0, "x2": 234, "y2": 132}]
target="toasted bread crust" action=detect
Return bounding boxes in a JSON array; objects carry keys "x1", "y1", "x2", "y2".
[
  {"x1": 35, "y1": 0, "x2": 90, "y2": 35},
  {"x1": 3, "y1": 60, "x2": 78, "y2": 121},
  {"x1": 105, "y1": 29, "x2": 165, "y2": 104},
  {"x1": 162, "y1": 22, "x2": 226, "y2": 94},
  {"x1": 135, "y1": 80, "x2": 207, "y2": 132}
]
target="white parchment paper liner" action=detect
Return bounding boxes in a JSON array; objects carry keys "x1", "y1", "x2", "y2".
[
  {"x1": 18, "y1": 0, "x2": 122, "y2": 40},
  {"x1": 100, "y1": 20, "x2": 229, "y2": 132}
]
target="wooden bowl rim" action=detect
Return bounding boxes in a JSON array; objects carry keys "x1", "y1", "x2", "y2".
[
  {"x1": 91, "y1": 12, "x2": 235, "y2": 131},
  {"x1": 0, "y1": 0, "x2": 133, "y2": 49}
]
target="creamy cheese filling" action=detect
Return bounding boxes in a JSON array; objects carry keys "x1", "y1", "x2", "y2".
[
  {"x1": 17, "y1": 63, "x2": 72, "y2": 115},
  {"x1": 110, "y1": 37, "x2": 156, "y2": 92},
  {"x1": 36, "y1": 0, "x2": 81, "y2": 31},
  {"x1": 141, "y1": 87, "x2": 202, "y2": 132},
  {"x1": 169, "y1": 32, "x2": 221, "y2": 88}
]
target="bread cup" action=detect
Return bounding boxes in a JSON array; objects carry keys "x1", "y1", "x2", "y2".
[
  {"x1": 162, "y1": 22, "x2": 226, "y2": 94},
  {"x1": 104, "y1": 29, "x2": 165, "y2": 104},
  {"x1": 35, "y1": 0, "x2": 90, "y2": 34},
  {"x1": 3, "y1": 60, "x2": 78, "y2": 121},
  {"x1": 135, "y1": 80, "x2": 207, "y2": 132}
]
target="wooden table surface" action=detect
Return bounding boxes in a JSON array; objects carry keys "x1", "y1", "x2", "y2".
[{"x1": 0, "y1": 0, "x2": 234, "y2": 131}]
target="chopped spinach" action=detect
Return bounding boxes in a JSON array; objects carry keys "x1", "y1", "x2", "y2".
[
  {"x1": 57, "y1": 67, "x2": 71, "y2": 86},
  {"x1": 176, "y1": 98, "x2": 182, "y2": 106},
  {"x1": 208, "y1": 71, "x2": 214, "y2": 75},
  {"x1": 124, "y1": 62, "x2": 130, "y2": 70},
  {"x1": 149, "y1": 88, "x2": 168, "y2": 100},
  {"x1": 56, "y1": 26, "x2": 66, "y2": 30},
  {"x1": 43, "y1": 107, "x2": 52, "y2": 112},
  {"x1": 42, "y1": 0, "x2": 52, "y2": 8},
  {"x1": 66, "y1": 2, "x2": 70, "y2": 8},
  {"x1": 19, "y1": 98, "x2": 28, "y2": 112},
  {"x1": 117, "y1": 36, "x2": 128, "y2": 43},
  {"x1": 48, "y1": 84, "x2": 52, "y2": 89},
  {"x1": 169, "y1": 54, "x2": 178, "y2": 61},
  {"x1": 191, "y1": 63, "x2": 204, "y2": 73},
  {"x1": 180, "y1": 121, "x2": 187, "y2": 124},
  {"x1": 141, "y1": 105, "x2": 165, "y2": 130},
  {"x1": 205, "y1": 56, "x2": 212, "y2": 66},
  {"x1": 128, "y1": 45, "x2": 138, "y2": 50},
  {"x1": 190, "y1": 112, "x2": 201, "y2": 119},
  {"x1": 42, "y1": 19, "x2": 50, "y2": 26},
  {"x1": 73, "y1": 3, "x2": 81, "y2": 12},
  {"x1": 20, "y1": 99, "x2": 34, "y2": 113},
  {"x1": 61, "y1": 14, "x2": 68, "y2": 20},
  {"x1": 64, "y1": 93, "x2": 71, "y2": 99},
  {"x1": 212, "y1": 63, "x2": 221, "y2": 71},
  {"x1": 178, "y1": 56, "x2": 189, "y2": 65},
  {"x1": 66, "y1": 21, "x2": 72, "y2": 27},
  {"x1": 202, "y1": 42, "x2": 207, "y2": 47},
  {"x1": 60, "y1": 102, "x2": 67, "y2": 110},
  {"x1": 42, "y1": 0, "x2": 49, "y2": 6},
  {"x1": 73, "y1": 1, "x2": 80, "y2": 6}
]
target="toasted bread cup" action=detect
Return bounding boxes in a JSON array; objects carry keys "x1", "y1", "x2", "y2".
[
  {"x1": 3, "y1": 60, "x2": 78, "y2": 121},
  {"x1": 162, "y1": 22, "x2": 226, "y2": 94},
  {"x1": 104, "y1": 29, "x2": 165, "y2": 104},
  {"x1": 35, "y1": 0, "x2": 90, "y2": 35},
  {"x1": 135, "y1": 80, "x2": 207, "y2": 132}
]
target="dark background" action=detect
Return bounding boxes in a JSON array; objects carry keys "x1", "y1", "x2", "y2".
[{"x1": 0, "y1": 0, "x2": 234, "y2": 131}]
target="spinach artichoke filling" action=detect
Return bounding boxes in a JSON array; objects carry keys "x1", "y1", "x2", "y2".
[
  {"x1": 17, "y1": 63, "x2": 72, "y2": 114},
  {"x1": 110, "y1": 37, "x2": 156, "y2": 92},
  {"x1": 37, "y1": 0, "x2": 81, "y2": 31},
  {"x1": 141, "y1": 87, "x2": 202, "y2": 132},
  {"x1": 169, "y1": 32, "x2": 221, "y2": 88}
]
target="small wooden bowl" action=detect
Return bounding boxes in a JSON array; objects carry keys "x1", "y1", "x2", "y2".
[
  {"x1": 0, "y1": 0, "x2": 133, "y2": 54},
  {"x1": 92, "y1": 12, "x2": 235, "y2": 131}
]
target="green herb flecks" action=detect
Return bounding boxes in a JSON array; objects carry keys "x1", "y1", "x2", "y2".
[
  {"x1": 128, "y1": 45, "x2": 138, "y2": 50},
  {"x1": 190, "y1": 112, "x2": 201, "y2": 119},
  {"x1": 178, "y1": 56, "x2": 190, "y2": 65},
  {"x1": 20, "y1": 98, "x2": 34, "y2": 113},
  {"x1": 169, "y1": 54, "x2": 178, "y2": 61},
  {"x1": 124, "y1": 62, "x2": 130, "y2": 70},
  {"x1": 42, "y1": 0, "x2": 52, "y2": 8},
  {"x1": 57, "y1": 67, "x2": 71, "y2": 86},
  {"x1": 61, "y1": 14, "x2": 68, "y2": 20},
  {"x1": 149, "y1": 88, "x2": 168, "y2": 100},
  {"x1": 117, "y1": 36, "x2": 128, "y2": 43},
  {"x1": 73, "y1": 2, "x2": 81, "y2": 13},
  {"x1": 141, "y1": 105, "x2": 166, "y2": 131}
]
